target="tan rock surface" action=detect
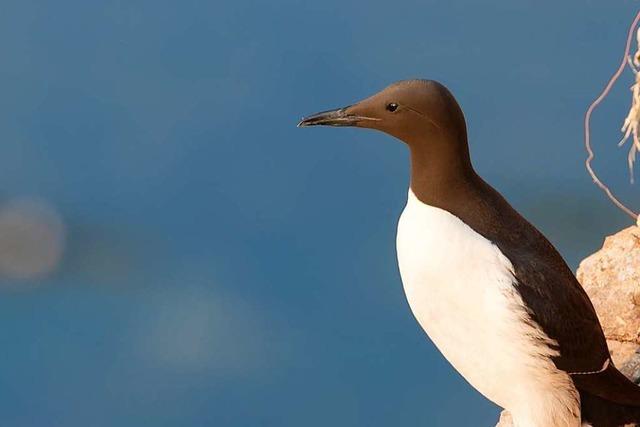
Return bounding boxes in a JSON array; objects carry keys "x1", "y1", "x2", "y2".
[
  {"x1": 495, "y1": 410, "x2": 513, "y2": 427},
  {"x1": 577, "y1": 225, "x2": 640, "y2": 367}
]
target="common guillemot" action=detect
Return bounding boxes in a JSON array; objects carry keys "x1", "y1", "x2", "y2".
[{"x1": 298, "y1": 80, "x2": 640, "y2": 427}]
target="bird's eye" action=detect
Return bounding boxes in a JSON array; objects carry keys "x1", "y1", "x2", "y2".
[{"x1": 386, "y1": 103, "x2": 398, "y2": 112}]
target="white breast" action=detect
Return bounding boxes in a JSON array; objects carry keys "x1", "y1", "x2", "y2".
[{"x1": 396, "y1": 190, "x2": 580, "y2": 426}]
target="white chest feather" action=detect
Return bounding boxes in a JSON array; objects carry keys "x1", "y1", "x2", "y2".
[{"x1": 396, "y1": 190, "x2": 581, "y2": 427}]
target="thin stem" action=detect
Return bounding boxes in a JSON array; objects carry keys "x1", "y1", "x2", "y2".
[{"x1": 584, "y1": 11, "x2": 640, "y2": 220}]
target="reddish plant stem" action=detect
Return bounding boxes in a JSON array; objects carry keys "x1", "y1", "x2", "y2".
[{"x1": 584, "y1": 11, "x2": 640, "y2": 220}]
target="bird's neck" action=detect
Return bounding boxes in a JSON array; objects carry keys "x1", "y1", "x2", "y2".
[{"x1": 408, "y1": 137, "x2": 476, "y2": 206}]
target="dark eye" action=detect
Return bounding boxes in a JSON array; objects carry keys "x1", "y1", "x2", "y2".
[{"x1": 386, "y1": 103, "x2": 398, "y2": 112}]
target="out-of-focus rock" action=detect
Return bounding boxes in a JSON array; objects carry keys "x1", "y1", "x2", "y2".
[
  {"x1": 0, "y1": 198, "x2": 65, "y2": 281},
  {"x1": 577, "y1": 225, "x2": 640, "y2": 368}
]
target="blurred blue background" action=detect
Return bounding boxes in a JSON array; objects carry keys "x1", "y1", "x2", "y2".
[{"x1": 0, "y1": 1, "x2": 639, "y2": 425}]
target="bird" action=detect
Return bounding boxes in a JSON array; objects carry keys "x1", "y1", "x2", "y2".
[{"x1": 298, "y1": 79, "x2": 640, "y2": 427}]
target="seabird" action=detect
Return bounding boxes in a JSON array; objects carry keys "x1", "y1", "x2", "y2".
[{"x1": 298, "y1": 80, "x2": 640, "y2": 427}]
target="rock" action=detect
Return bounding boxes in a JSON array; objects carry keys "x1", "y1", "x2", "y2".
[
  {"x1": 577, "y1": 225, "x2": 640, "y2": 368},
  {"x1": 495, "y1": 410, "x2": 513, "y2": 427}
]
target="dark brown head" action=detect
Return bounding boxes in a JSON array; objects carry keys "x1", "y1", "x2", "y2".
[
  {"x1": 298, "y1": 80, "x2": 473, "y2": 190},
  {"x1": 299, "y1": 79, "x2": 467, "y2": 148},
  {"x1": 298, "y1": 79, "x2": 476, "y2": 204}
]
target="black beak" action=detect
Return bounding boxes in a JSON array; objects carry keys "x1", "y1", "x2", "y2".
[
  {"x1": 297, "y1": 106, "x2": 378, "y2": 128},
  {"x1": 297, "y1": 106, "x2": 356, "y2": 127}
]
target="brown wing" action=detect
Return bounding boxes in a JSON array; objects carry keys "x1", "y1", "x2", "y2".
[
  {"x1": 511, "y1": 256, "x2": 640, "y2": 406},
  {"x1": 574, "y1": 364, "x2": 640, "y2": 406},
  {"x1": 444, "y1": 176, "x2": 640, "y2": 406}
]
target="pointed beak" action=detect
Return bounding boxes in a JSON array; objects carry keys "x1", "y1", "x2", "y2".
[{"x1": 297, "y1": 105, "x2": 380, "y2": 128}]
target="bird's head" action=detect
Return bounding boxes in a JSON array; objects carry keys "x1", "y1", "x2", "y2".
[{"x1": 297, "y1": 79, "x2": 467, "y2": 150}]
